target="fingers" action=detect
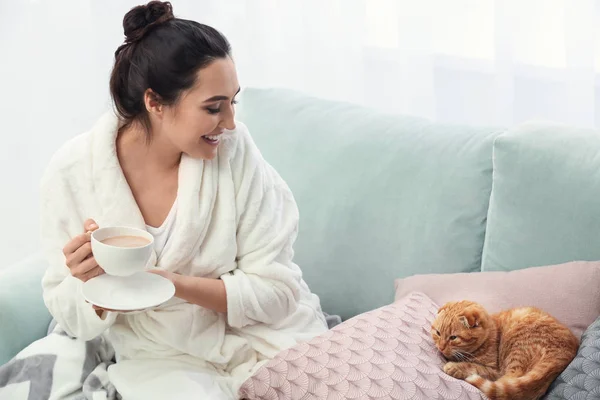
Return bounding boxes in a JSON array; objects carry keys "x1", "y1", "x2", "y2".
[
  {"x1": 63, "y1": 219, "x2": 98, "y2": 256},
  {"x1": 92, "y1": 305, "x2": 112, "y2": 312},
  {"x1": 71, "y1": 255, "x2": 98, "y2": 278},
  {"x1": 91, "y1": 304, "x2": 133, "y2": 313},
  {"x1": 80, "y1": 266, "x2": 105, "y2": 282},
  {"x1": 71, "y1": 257, "x2": 103, "y2": 281},
  {"x1": 62, "y1": 218, "x2": 102, "y2": 282},
  {"x1": 84, "y1": 219, "x2": 99, "y2": 233},
  {"x1": 62, "y1": 232, "x2": 91, "y2": 256},
  {"x1": 66, "y1": 241, "x2": 93, "y2": 268},
  {"x1": 147, "y1": 269, "x2": 167, "y2": 278},
  {"x1": 93, "y1": 305, "x2": 115, "y2": 312}
]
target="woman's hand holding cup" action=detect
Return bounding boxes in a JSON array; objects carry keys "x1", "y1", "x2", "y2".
[
  {"x1": 66, "y1": 222, "x2": 155, "y2": 314},
  {"x1": 62, "y1": 219, "x2": 105, "y2": 282}
]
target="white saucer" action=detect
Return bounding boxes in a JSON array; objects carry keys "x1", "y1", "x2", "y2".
[{"x1": 82, "y1": 271, "x2": 175, "y2": 311}]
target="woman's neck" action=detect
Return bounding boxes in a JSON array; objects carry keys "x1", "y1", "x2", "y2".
[{"x1": 117, "y1": 122, "x2": 181, "y2": 172}]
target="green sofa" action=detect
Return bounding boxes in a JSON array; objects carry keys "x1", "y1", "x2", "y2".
[{"x1": 2, "y1": 88, "x2": 600, "y2": 366}]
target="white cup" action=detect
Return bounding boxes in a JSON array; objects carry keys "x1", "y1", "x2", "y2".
[{"x1": 91, "y1": 227, "x2": 154, "y2": 277}]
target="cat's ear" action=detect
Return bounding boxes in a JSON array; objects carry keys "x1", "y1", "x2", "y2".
[
  {"x1": 458, "y1": 308, "x2": 481, "y2": 329},
  {"x1": 437, "y1": 303, "x2": 452, "y2": 315}
]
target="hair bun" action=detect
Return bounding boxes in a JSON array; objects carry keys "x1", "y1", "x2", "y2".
[{"x1": 123, "y1": 1, "x2": 174, "y2": 44}]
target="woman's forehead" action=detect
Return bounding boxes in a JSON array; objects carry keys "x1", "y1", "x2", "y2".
[{"x1": 189, "y1": 58, "x2": 239, "y2": 98}]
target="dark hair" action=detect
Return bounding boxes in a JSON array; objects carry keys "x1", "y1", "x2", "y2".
[{"x1": 109, "y1": 1, "x2": 231, "y2": 133}]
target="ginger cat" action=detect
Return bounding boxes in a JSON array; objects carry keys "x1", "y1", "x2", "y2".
[{"x1": 431, "y1": 300, "x2": 578, "y2": 400}]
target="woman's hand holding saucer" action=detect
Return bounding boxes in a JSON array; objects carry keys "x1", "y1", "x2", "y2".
[
  {"x1": 148, "y1": 269, "x2": 178, "y2": 282},
  {"x1": 91, "y1": 304, "x2": 135, "y2": 313}
]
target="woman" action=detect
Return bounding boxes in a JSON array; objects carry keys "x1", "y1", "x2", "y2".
[{"x1": 40, "y1": 1, "x2": 327, "y2": 398}]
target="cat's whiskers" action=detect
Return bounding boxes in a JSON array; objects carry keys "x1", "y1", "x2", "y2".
[
  {"x1": 459, "y1": 350, "x2": 475, "y2": 360},
  {"x1": 453, "y1": 350, "x2": 474, "y2": 362},
  {"x1": 451, "y1": 350, "x2": 465, "y2": 361}
]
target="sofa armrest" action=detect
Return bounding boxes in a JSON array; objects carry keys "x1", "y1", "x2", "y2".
[{"x1": 0, "y1": 254, "x2": 52, "y2": 365}]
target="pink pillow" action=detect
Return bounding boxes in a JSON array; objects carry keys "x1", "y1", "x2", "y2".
[
  {"x1": 239, "y1": 292, "x2": 486, "y2": 400},
  {"x1": 394, "y1": 261, "x2": 600, "y2": 339}
]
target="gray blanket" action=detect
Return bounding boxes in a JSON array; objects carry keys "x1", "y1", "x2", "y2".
[
  {"x1": 0, "y1": 324, "x2": 118, "y2": 400},
  {"x1": 0, "y1": 314, "x2": 342, "y2": 399}
]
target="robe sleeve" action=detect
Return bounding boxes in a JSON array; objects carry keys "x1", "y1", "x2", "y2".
[
  {"x1": 40, "y1": 165, "x2": 117, "y2": 340},
  {"x1": 221, "y1": 124, "x2": 303, "y2": 329}
]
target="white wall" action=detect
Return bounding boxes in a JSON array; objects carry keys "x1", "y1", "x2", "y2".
[{"x1": 1, "y1": 1, "x2": 114, "y2": 266}]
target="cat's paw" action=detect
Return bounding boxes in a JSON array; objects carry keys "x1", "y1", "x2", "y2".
[{"x1": 443, "y1": 362, "x2": 469, "y2": 380}]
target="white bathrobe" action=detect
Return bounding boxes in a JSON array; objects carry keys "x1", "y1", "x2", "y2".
[{"x1": 40, "y1": 112, "x2": 327, "y2": 399}]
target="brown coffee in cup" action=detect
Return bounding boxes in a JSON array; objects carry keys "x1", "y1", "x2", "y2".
[{"x1": 100, "y1": 235, "x2": 151, "y2": 248}]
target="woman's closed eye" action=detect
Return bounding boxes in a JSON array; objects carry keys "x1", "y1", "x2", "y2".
[{"x1": 206, "y1": 99, "x2": 238, "y2": 115}]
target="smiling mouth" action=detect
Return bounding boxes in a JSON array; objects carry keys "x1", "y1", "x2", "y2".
[{"x1": 202, "y1": 134, "x2": 221, "y2": 145}]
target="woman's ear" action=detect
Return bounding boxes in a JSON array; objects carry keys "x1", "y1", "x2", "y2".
[{"x1": 144, "y1": 89, "x2": 163, "y2": 116}]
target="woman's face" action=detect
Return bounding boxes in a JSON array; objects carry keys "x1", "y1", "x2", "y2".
[{"x1": 154, "y1": 57, "x2": 240, "y2": 160}]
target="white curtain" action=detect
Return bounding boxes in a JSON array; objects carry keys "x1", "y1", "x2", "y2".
[
  {"x1": 1, "y1": 0, "x2": 599, "y2": 265},
  {"x1": 236, "y1": 0, "x2": 599, "y2": 129},
  {"x1": 209, "y1": 0, "x2": 600, "y2": 129}
]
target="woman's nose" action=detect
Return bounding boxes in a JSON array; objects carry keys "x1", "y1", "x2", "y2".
[{"x1": 219, "y1": 106, "x2": 236, "y2": 131}]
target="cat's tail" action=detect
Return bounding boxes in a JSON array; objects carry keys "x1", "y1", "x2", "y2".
[{"x1": 465, "y1": 356, "x2": 563, "y2": 400}]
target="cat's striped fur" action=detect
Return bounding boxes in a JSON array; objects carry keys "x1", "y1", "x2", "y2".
[{"x1": 431, "y1": 300, "x2": 578, "y2": 400}]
